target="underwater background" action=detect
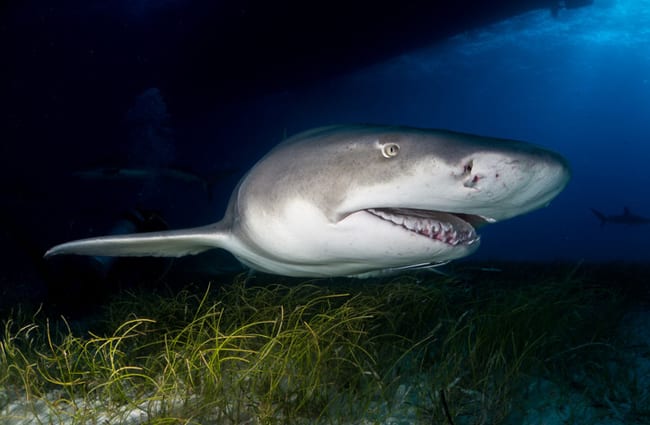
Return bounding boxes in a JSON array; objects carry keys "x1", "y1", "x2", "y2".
[{"x1": 2, "y1": 1, "x2": 650, "y2": 424}]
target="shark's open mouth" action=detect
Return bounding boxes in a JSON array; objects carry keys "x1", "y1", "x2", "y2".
[{"x1": 366, "y1": 208, "x2": 482, "y2": 246}]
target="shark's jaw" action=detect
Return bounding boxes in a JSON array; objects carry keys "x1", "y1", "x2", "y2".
[{"x1": 365, "y1": 208, "x2": 482, "y2": 247}]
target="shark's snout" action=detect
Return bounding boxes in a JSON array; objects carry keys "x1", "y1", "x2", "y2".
[{"x1": 445, "y1": 144, "x2": 571, "y2": 222}]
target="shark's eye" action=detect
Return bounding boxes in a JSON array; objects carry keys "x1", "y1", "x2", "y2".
[{"x1": 381, "y1": 143, "x2": 400, "y2": 158}]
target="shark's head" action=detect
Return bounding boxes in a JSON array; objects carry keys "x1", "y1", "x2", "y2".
[{"x1": 230, "y1": 125, "x2": 571, "y2": 277}]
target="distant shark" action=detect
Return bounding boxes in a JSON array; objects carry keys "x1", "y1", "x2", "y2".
[
  {"x1": 590, "y1": 207, "x2": 650, "y2": 226},
  {"x1": 73, "y1": 166, "x2": 239, "y2": 201},
  {"x1": 46, "y1": 125, "x2": 570, "y2": 278}
]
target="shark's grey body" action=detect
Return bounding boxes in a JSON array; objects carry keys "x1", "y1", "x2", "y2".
[{"x1": 46, "y1": 125, "x2": 570, "y2": 277}]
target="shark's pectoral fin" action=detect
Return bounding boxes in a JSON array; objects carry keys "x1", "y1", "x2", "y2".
[{"x1": 44, "y1": 225, "x2": 228, "y2": 258}]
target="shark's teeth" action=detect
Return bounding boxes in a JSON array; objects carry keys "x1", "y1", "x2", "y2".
[{"x1": 367, "y1": 208, "x2": 479, "y2": 246}]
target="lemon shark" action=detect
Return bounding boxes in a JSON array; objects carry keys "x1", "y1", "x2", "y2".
[{"x1": 45, "y1": 125, "x2": 570, "y2": 277}]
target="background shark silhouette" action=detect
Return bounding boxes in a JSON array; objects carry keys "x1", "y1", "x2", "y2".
[{"x1": 590, "y1": 207, "x2": 650, "y2": 226}]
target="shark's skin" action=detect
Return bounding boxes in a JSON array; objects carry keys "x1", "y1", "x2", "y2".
[
  {"x1": 591, "y1": 207, "x2": 650, "y2": 226},
  {"x1": 45, "y1": 125, "x2": 571, "y2": 277}
]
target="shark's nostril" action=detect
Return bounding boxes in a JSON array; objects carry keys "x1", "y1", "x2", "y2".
[{"x1": 463, "y1": 160, "x2": 473, "y2": 175}]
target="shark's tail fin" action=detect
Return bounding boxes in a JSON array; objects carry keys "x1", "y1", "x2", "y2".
[{"x1": 590, "y1": 208, "x2": 607, "y2": 227}]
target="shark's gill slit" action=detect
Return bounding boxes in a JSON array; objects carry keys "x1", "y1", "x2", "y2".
[{"x1": 366, "y1": 208, "x2": 480, "y2": 246}]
